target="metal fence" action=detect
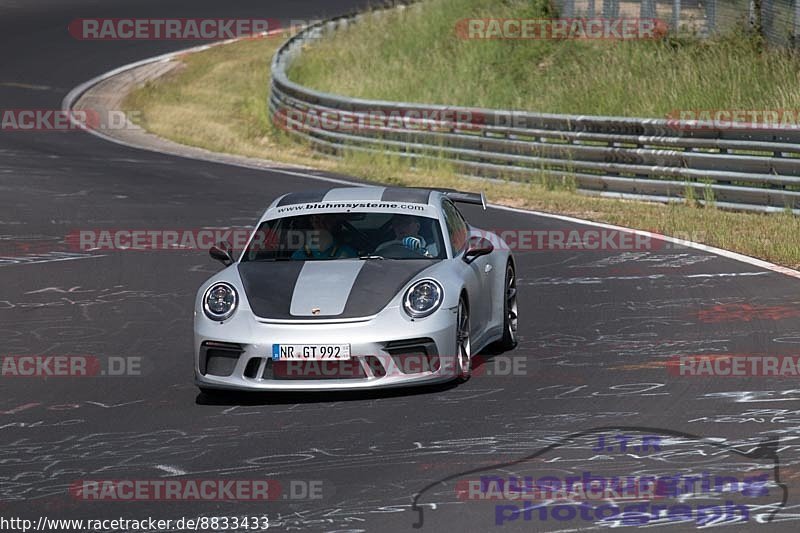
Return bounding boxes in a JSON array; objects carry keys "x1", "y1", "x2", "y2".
[
  {"x1": 269, "y1": 9, "x2": 800, "y2": 213},
  {"x1": 556, "y1": 0, "x2": 800, "y2": 46}
]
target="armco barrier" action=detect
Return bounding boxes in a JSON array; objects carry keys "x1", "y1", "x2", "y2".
[{"x1": 269, "y1": 8, "x2": 800, "y2": 214}]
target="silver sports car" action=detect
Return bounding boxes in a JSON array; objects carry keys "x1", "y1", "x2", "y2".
[{"x1": 194, "y1": 186, "x2": 518, "y2": 392}]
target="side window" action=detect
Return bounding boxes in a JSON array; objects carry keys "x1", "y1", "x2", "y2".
[{"x1": 442, "y1": 200, "x2": 468, "y2": 255}]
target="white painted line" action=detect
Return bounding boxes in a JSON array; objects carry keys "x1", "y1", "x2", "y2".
[
  {"x1": 685, "y1": 272, "x2": 771, "y2": 278},
  {"x1": 489, "y1": 203, "x2": 800, "y2": 280},
  {"x1": 61, "y1": 28, "x2": 356, "y2": 187},
  {"x1": 62, "y1": 33, "x2": 800, "y2": 283},
  {"x1": 155, "y1": 464, "x2": 187, "y2": 476}
]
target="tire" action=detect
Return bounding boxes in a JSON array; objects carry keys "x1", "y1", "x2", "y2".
[
  {"x1": 455, "y1": 296, "x2": 472, "y2": 382},
  {"x1": 494, "y1": 261, "x2": 519, "y2": 351}
]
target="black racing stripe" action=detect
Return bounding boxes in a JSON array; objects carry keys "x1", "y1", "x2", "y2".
[
  {"x1": 275, "y1": 189, "x2": 333, "y2": 207},
  {"x1": 380, "y1": 187, "x2": 431, "y2": 204},
  {"x1": 240, "y1": 259, "x2": 439, "y2": 320},
  {"x1": 238, "y1": 261, "x2": 305, "y2": 319},
  {"x1": 342, "y1": 260, "x2": 439, "y2": 317}
]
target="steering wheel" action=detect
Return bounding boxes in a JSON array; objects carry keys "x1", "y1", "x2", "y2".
[
  {"x1": 374, "y1": 240, "x2": 404, "y2": 254},
  {"x1": 374, "y1": 241, "x2": 427, "y2": 258}
]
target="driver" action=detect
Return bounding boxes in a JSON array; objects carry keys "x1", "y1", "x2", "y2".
[
  {"x1": 385, "y1": 214, "x2": 430, "y2": 255},
  {"x1": 292, "y1": 213, "x2": 356, "y2": 260}
]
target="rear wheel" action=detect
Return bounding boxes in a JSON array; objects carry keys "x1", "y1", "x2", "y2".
[
  {"x1": 455, "y1": 297, "x2": 472, "y2": 382},
  {"x1": 495, "y1": 261, "x2": 518, "y2": 351}
]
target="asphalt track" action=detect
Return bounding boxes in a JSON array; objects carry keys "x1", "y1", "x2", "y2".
[{"x1": 2, "y1": 1, "x2": 800, "y2": 531}]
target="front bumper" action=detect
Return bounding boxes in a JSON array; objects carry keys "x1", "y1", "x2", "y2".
[{"x1": 194, "y1": 305, "x2": 459, "y2": 391}]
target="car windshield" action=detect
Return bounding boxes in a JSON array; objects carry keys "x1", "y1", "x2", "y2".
[{"x1": 240, "y1": 212, "x2": 447, "y2": 261}]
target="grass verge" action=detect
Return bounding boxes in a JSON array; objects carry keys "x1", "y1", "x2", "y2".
[
  {"x1": 289, "y1": 0, "x2": 800, "y2": 117},
  {"x1": 123, "y1": 28, "x2": 800, "y2": 269}
]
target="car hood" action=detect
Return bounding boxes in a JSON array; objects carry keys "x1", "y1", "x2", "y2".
[{"x1": 237, "y1": 259, "x2": 441, "y2": 320}]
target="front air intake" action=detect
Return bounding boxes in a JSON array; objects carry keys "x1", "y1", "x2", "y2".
[
  {"x1": 200, "y1": 341, "x2": 244, "y2": 376},
  {"x1": 384, "y1": 338, "x2": 439, "y2": 374}
]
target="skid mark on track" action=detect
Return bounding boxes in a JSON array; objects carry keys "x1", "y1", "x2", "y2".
[{"x1": 0, "y1": 252, "x2": 104, "y2": 267}]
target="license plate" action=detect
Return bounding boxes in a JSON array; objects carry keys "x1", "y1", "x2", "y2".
[{"x1": 272, "y1": 344, "x2": 351, "y2": 360}]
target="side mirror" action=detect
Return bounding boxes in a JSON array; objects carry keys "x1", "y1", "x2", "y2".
[
  {"x1": 209, "y1": 241, "x2": 234, "y2": 266},
  {"x1": 463, "y1": 236, "x2": 493, "y2": 264}
]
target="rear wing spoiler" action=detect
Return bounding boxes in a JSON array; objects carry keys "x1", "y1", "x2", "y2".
[{"x1": 439, "y1": 190, "x2": 486, "y2": 210}]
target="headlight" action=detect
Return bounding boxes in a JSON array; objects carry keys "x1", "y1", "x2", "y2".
[
  {"x1": 403, "y1": 279, "x2": 443, "y2": 318},
  {"x1": 203, "y1": 282, "x2": 238, "y2": 321}
]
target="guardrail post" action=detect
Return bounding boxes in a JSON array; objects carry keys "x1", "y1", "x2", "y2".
[
  {"x1": 705, "y1": 0, "x2": 717, "y2": 36},
  {"x1": 641, "y1": 0, "x2": 657, "y2": 19},
  {"x1": 749, "y1": 0, "x2": 763, "y2": 35},
  {"x1": 794, "y1": 0, "x2": 800, "y2": 45},
  {"x1": 761, "y1": 0, "x2": 773, "y2": 43},
  {"x1": 603, "y1": 0, "x2": 619, "y2": 18},
  {"x1": 562, "y1": 0, "x2": 575, "y2": 18},
  {"x1": 672, "y1": 0, "x2": 681, "y2": 31}
]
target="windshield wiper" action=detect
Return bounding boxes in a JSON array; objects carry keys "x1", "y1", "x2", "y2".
[{"x1": 358, "y1": 255, "x2": 385, "y2": 260}]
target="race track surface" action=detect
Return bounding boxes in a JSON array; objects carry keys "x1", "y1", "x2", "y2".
[{"x1": 2, "y1": 1, "x2": 800, "y2": 531}]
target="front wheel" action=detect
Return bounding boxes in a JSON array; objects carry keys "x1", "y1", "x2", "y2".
[
  {"x1": 494, "y1": 261, "x2": 518, "y2": 351},
  {"x1": 455, "y1": 297, "x2": 472, "y2": 382}
]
